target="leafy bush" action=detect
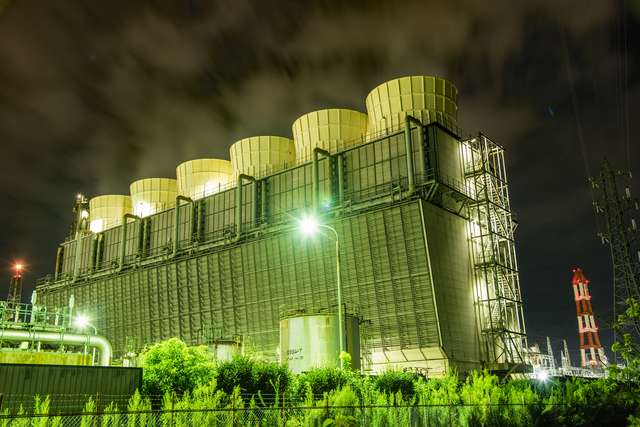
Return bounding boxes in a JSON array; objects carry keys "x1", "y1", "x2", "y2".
[
  {"x1": 296, "y1": 365, "x2": 352, "y2": 396},
  {"x1": 140, "y1": 338, "x2": 214, "y2": 396},
  {"x1": 372, "y1": 366, "x2": 415, "y2": 397},
  {"x1": 215, "y1": 353, "x2": 293, "y2": 399}
]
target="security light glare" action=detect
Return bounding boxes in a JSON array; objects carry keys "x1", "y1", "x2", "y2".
[
  {"x1": 76, "y1": 315, "x2": 88, "y2": 328},
  {"x1": 300, "y1": 218, "x2": 318, "y2": 234}
]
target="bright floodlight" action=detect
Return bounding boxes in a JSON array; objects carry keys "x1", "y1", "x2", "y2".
[
  {"x1": 16, "y1": 264, "x2": 21, "y2": 269},
  {"x1": 76, "y1": 315, "x2": 88, "y2": 328},
  {"x1": 300, "y1": 218, "x2": 318, "y2": 234},
  {"x1": 539, "y1": 371, "x2": 548, "y2": 380}
]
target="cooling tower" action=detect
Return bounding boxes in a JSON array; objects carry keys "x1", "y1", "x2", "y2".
[
  {"x1": 229, "y1": 136, "x2": 296, "y2": 179},
  {"x1": 176, "y1": 159, "x2": 233, "y2": 199},
  {"x1": 292, "y1": 109, "x2": 369, "y2": 162},
  {"x1": 88, "y1": 195, "x2": 133, "y2": 233},
  {"x1": 365, "y1": 76, "x2": 458, "y2": 134},
  {"x1": 129, "y1": 178, "x2": 178, "y2": 217}
]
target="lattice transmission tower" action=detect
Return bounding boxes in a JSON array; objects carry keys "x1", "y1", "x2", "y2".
[{"x1": 590, "y1": 158, "x2": 640, "y2": 355}]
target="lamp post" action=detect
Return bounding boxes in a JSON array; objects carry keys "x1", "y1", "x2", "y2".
[
  {"x1": 74, "y1": 315, "x2": 98, "y2": 364},
  {"x1": 300, "y1": 218, "x2": 345, "y2": 369}
]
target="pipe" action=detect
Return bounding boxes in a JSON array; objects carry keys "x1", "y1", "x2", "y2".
[
  {"x1": 338, "y1": 154, "x2": 345, "y2": 205},
  {"x1": 95, "y1": 234, "x2": 103, "y2": 270},
  {"x1": 426, "y1": 125, "x2": 438, "y2": 174},
  {"x1": 173, "y1": 196, "x2": 195, "y2": 257},
  {"x1": 0, "y1": 329, "x2": 112, "y2": 366},
  {"x1": 235, "y1": 174, "x2": 256, "y2": 242},
  {"x1": 119, "y1": 214, "x2": 141, "y2": 272},
  {"x1": 261, "y1": 180, "x2": 268, "y2": 224},
  {"x1": 403, "y1": 115, "x2": 424, "y2": 196},
  {"x1": 312, "y1": 147, "x2": 332, "y2": 212},
  {"x1": 142, "y1": 218, "x2": 150, "y2": 257},
  {"x1": 54, "y1": 247, "x2": 63, "y2": 281},
  {"x1": 252, "y1": 181, "x2": 259, "y2": 229},
  {"x1": 196, "y1": 201, "x2": 203, "y2": 243},
  {"x1": 89, "y1": 233, "x2": 100, "y2": 273},
  {"x1": 72, "y1": 230, "x2": 93, "y2": 283}
]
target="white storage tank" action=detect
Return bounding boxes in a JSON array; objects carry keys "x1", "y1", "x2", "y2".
[
  {"x1": 229, "y1": 136, "x2": 296, "y2": 179},
  {"x1": 176, "y1": 159, "x2": 233, "y2": 199},
  {"x1": 89, "y1": 195, "x2": 133, "y2": 232},
  {"x1": 130, "y1": 178, "x2": 178, "y2": 217},
  {"x1": 365, "y1": 76, "x2": 458, "y2": 135},
  {"x1": 292, "y1": 109, "x2": 369, "y2": 162},
  {"x1": 280, "y1": 306, "x2": 360, "y2": 374},
  {"x1": 208, "y1": 340, "x2": 242, "y2": 362}
]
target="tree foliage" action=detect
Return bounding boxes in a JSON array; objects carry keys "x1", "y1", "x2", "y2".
[
  {"x1": 140, "y1": 338, "x2": 214, "y2": 396},
  {"x1": 606, "y1": 298, "x2": 640, "y2": 425}
]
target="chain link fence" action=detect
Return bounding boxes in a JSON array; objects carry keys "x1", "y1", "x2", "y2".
[{"x1": 0, "y1": 393, "x2": 629, "y2": 427}]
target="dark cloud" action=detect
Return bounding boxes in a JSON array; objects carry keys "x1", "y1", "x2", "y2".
[{"x1": 0, "y1": 0, "x2": 637, "y2": 363}]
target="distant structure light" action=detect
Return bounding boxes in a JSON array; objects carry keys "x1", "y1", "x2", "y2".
[{"x1": 539, "y1": 371, "x2": 548, "y2": 380}]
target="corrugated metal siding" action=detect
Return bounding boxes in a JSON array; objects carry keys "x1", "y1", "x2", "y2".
[
  {"x1": 435, "y1": 127, "x2": 464, "y2": 184},
  {"x1": 0, "y1": 364, "x2": 141, "y2": 413},
  {"x1": 422, "y1": 201, "x2": 478, "y2": 361},
  {"x1": 40, "y1": 202, "x2": 441, "y2": 362}
]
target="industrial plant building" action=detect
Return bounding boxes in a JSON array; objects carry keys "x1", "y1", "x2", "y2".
[{"x1": 36, "y1": 76, "x2": 528, "y2": 377}]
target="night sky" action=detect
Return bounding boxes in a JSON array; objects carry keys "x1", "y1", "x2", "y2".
[{"x1": 1, "y1": 0, "x2": 638, "y2": 366}]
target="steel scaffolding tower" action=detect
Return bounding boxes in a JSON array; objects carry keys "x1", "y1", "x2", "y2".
[
  {"x1": 4, "y1": 265, "x2": 23, "y2": 322},
  {"x1": 6, "y1": 265, "x2": 22, "y2": 307},
  {"x1": 465, "y1": 135, "x2": 527, "y2": 366},
  {"x1": 590, "y1": 158, "x2": 640, "y2": 355}
]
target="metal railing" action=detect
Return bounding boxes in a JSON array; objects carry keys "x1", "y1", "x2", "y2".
[{"x1": 0, "y1": 302, "x2": 70, "y2": 330}]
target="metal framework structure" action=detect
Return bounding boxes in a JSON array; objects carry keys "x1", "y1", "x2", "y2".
[
  {"x1": 527, "y1": 337, "x2": 557, "y2": 379},
  {"x1": 5, "y1": 265, "x2": 22, "y2": 314},
  {"x1": 464, "y1": 135, "x2": 527, "y2": 367},
  {"x1": 590, "y1": 158, "x2": 640, "y2": 358},
  {"x1": 572, "y1": 269, "x2": 605, "y2": 367}
]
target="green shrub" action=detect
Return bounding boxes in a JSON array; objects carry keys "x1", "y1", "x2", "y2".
[
  {"x1": 373, "y1": 367, "x2": 415, "y2": 397},
  {"x1": 215, "y1": 353, "x2": 293, "y2": 399},
  {"x1": 297, "y1": 365, "x2": 351, "y2": 396},
  {"x1": 140, "y1": 338, "x2": 214, "y2": 396}
]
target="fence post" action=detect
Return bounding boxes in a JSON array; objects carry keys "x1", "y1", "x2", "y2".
[
  {"x1": 324, "y1": 393, "x2": 329, "y2": 419},
  {"x1": 488, "y1": 395, "x2": 491, "y2": 426},
  {"x1": 422, "y1": 393, "x2": 427, "y2": 427},
  {"x1": 94, "y1": 392, "x2": 100, "y2": 427},
  {"x1": 448, "y1": 390, "x2": 452, "y2": 427},
  {"x1": 170, "y1": 393, "x2": 175, "y2": 427},
  {"x1": 395, "y1": 395, "x2": 400, "y2": 427},
  {"x1": 282, "y1": 393, "x2": 286, "y2": 427}
]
